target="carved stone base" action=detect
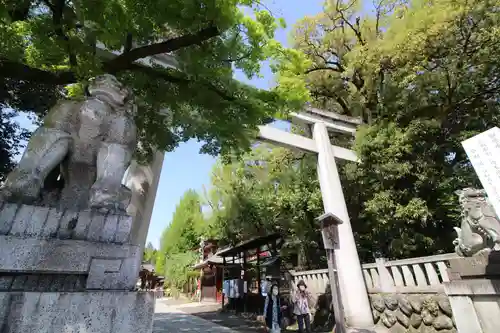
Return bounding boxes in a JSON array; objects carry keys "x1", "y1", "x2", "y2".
[
  {"x1": 444, "y1": 279, "x2": 500, "y2": 333},
  {"x1": 448, "y1": 251, "x2": 500, "y2": 280},
  {"x1": 444, "y1": 253, "x2": 500, "y2": 332},
  {"x1": 0, "y1": 203, "x2": 140, "y2": 291},
  {"x1": 0, "y1": 203, "x2": 153, "y2": 332},
  {"x1": 0, "y1": 291, "x2": 154, "y2": 333}
]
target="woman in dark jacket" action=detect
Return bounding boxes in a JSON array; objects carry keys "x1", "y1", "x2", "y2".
[{"x1": 263, "y1": 284, "x2": 283, "y2": 333}]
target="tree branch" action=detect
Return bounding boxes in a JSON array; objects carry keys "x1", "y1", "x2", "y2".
[
  {"x1": 1, "y1": 55, "x2": 244, "y2": 108},
  {"x1": 105, "y1": 25, "x2": 220, "y2": 72},
  {"x1": 335, "y1": 0, "x2": 365, "y2": 46},
  {"x1": 125, "y1": 33, "x2": 133, "y2": 53},
  {"x1": 6, "y1": 0, "x2": 32, "y2": 22},
  {"x1": 335, "y1": 95, "x2": 351, "y2": 114},
  {"x1": 0, "y1": 19, "x2": 248, "y2": 108},
  {"x1": 222, "y1": 51, "x2": 253, "y2": 63},
  {"x1": 44, "y1": 0, "x2": 78, "y2": 67},
  {"x1": 311, "y1": 90, "x2": 351, "y2": 114},
  {"x1": 0, "y1": 58, "x2": 76, "y2": 84},
  {"x1": 374, "y1": 0, "x2": 382, "y2": 36},
  {"x1": 305, "y1": 65, "x2": 341, "y2": 74},
  {"x1": 124, "y1": 63, "x2": 248, "y2": 106},
  {"x1": 352, "y1": 69, "x2": 365, "y2": 90}
]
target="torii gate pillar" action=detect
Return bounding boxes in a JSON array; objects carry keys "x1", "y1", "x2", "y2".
[
  {"x1": 313, "y1": 122, "x2": 373, "y2": 330},
  {"x1": 258, "y1": 108, "x2": 374, "y2": 331}
]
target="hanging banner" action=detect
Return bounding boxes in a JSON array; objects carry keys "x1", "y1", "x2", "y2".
[{"x1": 246, "y1": 251, "x2": 271, "y2": 262}]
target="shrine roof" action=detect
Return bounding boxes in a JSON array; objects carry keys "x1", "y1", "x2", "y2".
[
  {"x1": 216, "y1": 233, "x2": 282, "y2": 258},
  {"x1": 192, "y1": 254, "x2": 243, "y2": 269}
]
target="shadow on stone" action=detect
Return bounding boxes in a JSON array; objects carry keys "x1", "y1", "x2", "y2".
[
  {"x1": 311, "y1": 283, "x2": 336, "y2": 332},
  {"x1": 486, "y1": 251, "x2": 500, "y2": 280}
]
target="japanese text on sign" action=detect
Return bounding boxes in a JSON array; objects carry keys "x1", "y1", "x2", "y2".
[{"x1": 462, "y1": 127, "x2": 500, "y2": 218}]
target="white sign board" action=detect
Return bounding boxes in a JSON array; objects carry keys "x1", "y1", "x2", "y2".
[{"x1": 462, "y1": 127, "x2": 500, "y2": 218}]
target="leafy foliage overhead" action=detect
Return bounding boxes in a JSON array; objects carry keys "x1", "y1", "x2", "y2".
[
  {"x1": 273, "y1": 0, "x2": 500, "y2": 258},
  {"x1": 133, "y1": 0, "x2": 500, "y2": 273},
  {"x1": 0, "y1": 78, "x2": 60, "y2": 182},
  {"x1": 0, "y1": 0, "x2": 293, "y2": 159}
]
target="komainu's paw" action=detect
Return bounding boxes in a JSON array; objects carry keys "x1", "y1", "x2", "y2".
[
  {"x1": 89, "y1": 185, "x2": 130, "y2": 214},
  {"x1": 1, "y1": 172, "x2": 42, "y2": 204}
]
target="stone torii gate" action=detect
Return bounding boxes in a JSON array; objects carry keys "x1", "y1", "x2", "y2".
[{"x1": 258, "y1": 107, "x2": 374, "y2": 332}]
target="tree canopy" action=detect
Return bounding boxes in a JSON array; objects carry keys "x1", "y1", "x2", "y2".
[
  {"x1": 271, "y1": 0, "x2": 500, "y2": 258},
  {"x1": 47, "y1": 0, "x2": 500, "y2": 282},
  {"x1": 0, "y1": 79, "x2": 60, "y2": 181},
  {"x1": 143, "y1": 241, "x2": 157, "y2": 265},
  {"x1": 188, "y1": 0, "x2": 500, "y2": 264},
  {"x1": 129, "y1": 0, "x2": 500, "y2": 278},
  {"x1": 204, "y1": 144, "x2": 327, "y2": 269},
  {"x1": 0, "y1": 0, "x2": 293, "y2": 160},
  {"x1": 155, "y1": 189, "x2": 205, "y2": 288},
  {"x1": 0, "y1": 109, "x2": 31, "y2": 182}
]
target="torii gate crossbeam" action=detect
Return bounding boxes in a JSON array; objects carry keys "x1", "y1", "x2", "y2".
[{"x1": 257, "y1": 125, "x2": 358, "y2": 162}]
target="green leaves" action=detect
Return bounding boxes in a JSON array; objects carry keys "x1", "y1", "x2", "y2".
[
  {"x1": 204, "y1": 144, "x2": 327, "y2": 269},
  {"x1": 143, "y1": 242, "x2": 157, "y2": 265},
  {"x1": 1, "y1": 0, "x2": 295, "y2": 159},
  {"x1": 163, "y1": 252, "x2": 198, "y2": 290},
  {"x1": 271, "y1": 0, "x2": 500, "y2": 260},
  {"x1": 148, "y1": 0, "x2": 500, "y2": 264},
  {"x1": 155, "y1": 190, "x2": 204, "y2": 277}
]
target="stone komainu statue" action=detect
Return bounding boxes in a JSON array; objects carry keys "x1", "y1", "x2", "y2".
[
  {"x1": 453, "y1": 188, "x2": 500, "y2": 257},
  {"x1": 1, "y1": 74, "x2": 137, "y2": 213}
]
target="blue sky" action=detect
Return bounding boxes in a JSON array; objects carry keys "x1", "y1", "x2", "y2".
[{"x1": 12, "y1": 0, "x2": 325, "y2": 248}]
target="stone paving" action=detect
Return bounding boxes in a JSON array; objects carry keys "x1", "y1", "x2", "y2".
[{"x1": 154, "y1": 299, "x2": 238, "y2": 333}]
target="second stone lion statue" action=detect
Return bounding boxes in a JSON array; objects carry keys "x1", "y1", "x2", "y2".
[
  {"x1": 1, "y1": 74, "x2": 137, "y2": 213},
  {"x1": 453, "y1": 188, "x2": 500, "y2": 256}
]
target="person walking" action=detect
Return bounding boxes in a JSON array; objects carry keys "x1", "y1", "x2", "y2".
[
  {"x1": 263, "y1": 284, "x2": 285, "y2": 333},
  {"x1": 195, "y1": 278, "x2": 202, "y2": 302},
  {"x1": 293, "y1": 280, "x2": 313, "y2": 333}
]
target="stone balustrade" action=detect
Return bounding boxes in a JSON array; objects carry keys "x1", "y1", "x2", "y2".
[
  {"x1": 364, "y1": 253, "x2": 459, "y2": 293},
  {"x1": 290, "y1": 253, "x2": 459, "y2": 296},
  {"x1": 290, "y1": 253, "x2": 461, "y2": 333}
]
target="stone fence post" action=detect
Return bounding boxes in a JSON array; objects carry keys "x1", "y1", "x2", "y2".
[{"x1": 376, "y1": 258, "x2": 396, "y2": 293}]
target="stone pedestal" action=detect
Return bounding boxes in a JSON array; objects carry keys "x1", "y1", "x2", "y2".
[
  {"x1": 0, "y1": 202, "x2": 154, "y2": 333},
  {"x1": 447, "y1": 251, "x2": 500, "y2": 280},
  {"x1": 444, "y1": 252, "x2": 500, "y2": 333},
  {"x1": 0, "y1": 292, "x2": 154, "y2": 333}
]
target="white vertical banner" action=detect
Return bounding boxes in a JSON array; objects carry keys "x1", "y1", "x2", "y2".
[{"x1": 462, "y1": 127, "x2": 500, "y2": 218}]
